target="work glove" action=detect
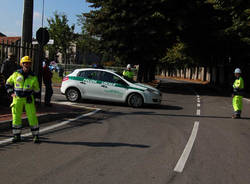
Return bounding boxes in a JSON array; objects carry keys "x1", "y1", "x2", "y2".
[
  {"x1": 26, "y1": 95, "x2": 32, "y2": 104},
  {"x1": 34, "y1": 92, "x2": 41, "y2": 99}
]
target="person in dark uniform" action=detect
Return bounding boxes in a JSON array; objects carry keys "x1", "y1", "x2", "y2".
[
  {"x1": 42, "y1": 59, "x2": 53, "y2": 107},
  {"x1": 1, "y1": 52, "x2": 19, "y2": 80}
]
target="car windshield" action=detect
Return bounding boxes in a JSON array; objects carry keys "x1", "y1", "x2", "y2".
[{"x1": 115, "y1": 71, "x2": 136, "y2": 83}]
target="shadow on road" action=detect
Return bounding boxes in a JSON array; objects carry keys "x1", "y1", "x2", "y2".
[
  {"x1": 74, "y1": 99, "x2": 183, "y2": 110},
  {"x1": 98, "y1": 110, "x2": 250, "y2": 121},
  {"x1": 159, "y1": 81, "x2": 232, "y2": 97},
  {"x1": 41, "y1": 140, "x2": 150, "y2": 148}
]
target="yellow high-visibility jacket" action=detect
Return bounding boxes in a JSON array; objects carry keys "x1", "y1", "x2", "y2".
[{"x1": 6, "y1": 69, "x2": 40, "y2": 97}]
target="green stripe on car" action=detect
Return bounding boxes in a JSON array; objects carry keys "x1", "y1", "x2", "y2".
[{"x1": 69, "y1": 76, "x2": 144, "y2": 92}]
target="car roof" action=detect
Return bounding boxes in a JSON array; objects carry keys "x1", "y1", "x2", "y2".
[
  {"x1": 72, "y1": 68, "x2": 116, "y2": 74},
  {"x1": 70, "y1": 68, "x2": 132, "y2": 83}
]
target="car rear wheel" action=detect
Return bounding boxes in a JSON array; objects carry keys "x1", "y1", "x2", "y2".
[
  {"x1": 127, "y1": 93, "x2": 143, "y2": 108},
  {"x1": 66, "y1": 88, "x2": 81, "y2": 102}
]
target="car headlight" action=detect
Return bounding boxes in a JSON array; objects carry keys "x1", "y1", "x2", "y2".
[{"x1": 146, "y1": 88, "x2": 159, "y2": 95}]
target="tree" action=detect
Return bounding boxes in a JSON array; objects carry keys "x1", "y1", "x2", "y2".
[
  {"x1": 47, "y1": 12, "x2": 75, "y2": 63},
  {"x1": 84, "y1": 0, "x2": 173, "y2": 82},
  {"x1": 76, "y1": 14, "x2": 102, "y2": 65},
  {"x1": 210, "y1": 0, "x2": 250, "y2": 64},
  {"x1": 212, "y1": 0, "x2": 250, "y2": 44},
  {"x1": 161, "y1": 41, "x2": 193, "y2": 69}
]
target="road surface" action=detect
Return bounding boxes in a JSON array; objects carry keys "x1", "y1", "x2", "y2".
[{"x1": 0, "y1": 78, "x2": 250, "y2": 184}]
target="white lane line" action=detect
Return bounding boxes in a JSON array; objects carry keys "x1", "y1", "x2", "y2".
[
  {"x1": 197, "y1": 95, "x2": 200, "y2": 98},
  {"x1": 197, "y1": 99, "x2": 200, "y2": 103},
  {"x1": 0, "y1": 109, "x2": 100, "y2": 145},
  {"x1": 243, "y1": 98, "x2": 250, "y2": 103},
  {"x1": 197, "y1": 103, "x2": 200, "y2": 107},
  {"x1": 174, "y1": 121, "x2": 200, "y2": 173},
  {"x1": 51, "y1": 101, "x2": 100, "y2": 111},
  {"x1": 196, "y1": 109, "x2": 200, "y2": 116}
]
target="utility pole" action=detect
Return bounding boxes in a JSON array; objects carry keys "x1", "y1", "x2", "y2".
[
  {"x1": 22, "y1": 0, "x2": 43, "y2": 104},
  {"x1": 22, "y1": 0, "x2": 34, "y2": 44}
]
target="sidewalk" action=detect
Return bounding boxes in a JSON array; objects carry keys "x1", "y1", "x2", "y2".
[{"x1": 0, "y1": 102, "x2": 91, "y2": 132}]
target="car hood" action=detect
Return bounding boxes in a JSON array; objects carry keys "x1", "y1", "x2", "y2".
[{"x1": 130, "y1": 83, "x2": 159, "y2": 91}]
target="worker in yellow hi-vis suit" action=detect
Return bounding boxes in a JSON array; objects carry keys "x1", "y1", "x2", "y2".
[
  {"x1": 123, "y1": 64, "x2": 134, "y2": 80},
  {"x1": 232, "y1": 68, "x2": 244, "y2": 119},
  {"x1": 5, "y1": 56, "x2": 40, "y2": 143}
]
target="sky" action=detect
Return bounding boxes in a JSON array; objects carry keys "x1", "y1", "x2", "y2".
[{"x1": 0, "y1": 0, "x2": 92, "y2": 37}]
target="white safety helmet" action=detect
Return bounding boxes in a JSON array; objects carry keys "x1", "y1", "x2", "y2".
[
  {"x1": 234, "y1": 68, "x2": 241, "y2": 74},
  {"x1": 127, "y1": 64, "x2": 131, "y2": 69}
]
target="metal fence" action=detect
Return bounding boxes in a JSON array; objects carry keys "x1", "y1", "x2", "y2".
[{"x1": 0, "y1": 40, "x2": 40, "y2": 75}]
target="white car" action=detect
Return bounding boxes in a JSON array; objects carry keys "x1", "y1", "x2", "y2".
[{"x1": 60, "y1": 68, "x2": 162, "y2": 107}]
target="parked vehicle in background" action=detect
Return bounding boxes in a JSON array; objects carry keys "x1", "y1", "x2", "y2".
[
  {"x1": 60, "y1": 68, "x2": 162, "y2": 107},
  {"x1": 49, "y1": 61, "x2": 59, "y2": 72}
]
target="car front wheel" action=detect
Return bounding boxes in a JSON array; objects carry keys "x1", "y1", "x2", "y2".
[
  {"x1": 127, "y1": 93, "x2": 143, "y2": 108},
  {"x1": 66, "y1": 88, "x2": 81, "y2": 102}
]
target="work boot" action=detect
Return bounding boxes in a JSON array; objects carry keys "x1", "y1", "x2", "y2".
[
  {"x1": 12, "y1": 134, "x2": 21, "y2": 143},
  {"x1": 232, "y1": 114, "x2": 240, "y2": 119},
  {"x1": 33, "y1": 135, "x2": 40, "y2": 144}
]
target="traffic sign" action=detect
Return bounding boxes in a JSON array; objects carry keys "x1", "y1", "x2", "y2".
[{"x1": 36, "y1": 27, "x2": 49, "y2": 46}]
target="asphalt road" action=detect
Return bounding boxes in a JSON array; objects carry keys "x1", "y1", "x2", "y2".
[{"x1": 1, "y1": 78, "x2": 250, "y2": 184}]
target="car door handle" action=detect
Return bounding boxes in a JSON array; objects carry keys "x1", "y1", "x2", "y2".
[
  {"x1": 80, "y1": 81, "x2": 86, "y2": 84},
  {"x1": 101, "y1": 85, "x2": 107, "y2": 88}
]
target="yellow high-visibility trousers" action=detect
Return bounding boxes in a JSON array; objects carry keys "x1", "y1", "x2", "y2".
[
  {"x1": 11, "y1": 96, "x2": 39, "y2": 135},
  {"x1": 232, "y1": 95, "x2": 243, "y2": 113}
]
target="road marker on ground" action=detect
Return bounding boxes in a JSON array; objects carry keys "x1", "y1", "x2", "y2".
[
  {"x1": 174, "y1": 121, "x2": 199, "y2": 173},
  {"x1": 0, "y1": 109, "x2": 100, "y2": 145},
  {"x1": 243, "y1": 98, "x2": 250, "y2": 103}
]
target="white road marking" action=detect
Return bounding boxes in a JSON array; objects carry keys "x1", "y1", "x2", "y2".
[
  {"x1": 0, "y1": 109, "x2": 100, "y2": 145},
  {"x1": 197, "y1": 103, "x2": 200, "y2": 107},
  {"x1": 174, "y1": 121, "x2": 200, "y2": 173},
  {"x1": 197, "y1": 99, "x2": 200, "y2": 103},
  {"x1": 51, "y1": 101, "x2": 99, "y2": 111},
  {"x1": 197, "y1": 95, "x2": 200, "y2": 98},
  {"x1": 197, "y1": 109, "x2": 200, "y2": 116},
  {"x1": 243, "y1": 98, "x2": 250, "y2": 103}
]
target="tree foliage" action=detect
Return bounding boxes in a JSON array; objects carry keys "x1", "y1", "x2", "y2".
[
  {"x1": 84, "y1": 0, "x2": 174, "y2": 81},
  {"x1": 161, "y1": 41, "x2": 194, "y2": 69},
  {"x1": 81, "y1": 0, "x2": 250, "y2": 81},
  {"x1": 47, "y1": 12, "x2": 75, "y2": 63},
  {"x1": 76, "y1": 14, "x2": 102, "y2": 65}
]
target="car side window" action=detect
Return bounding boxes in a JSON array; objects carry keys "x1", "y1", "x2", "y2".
[
  {"x1": 100, "y1": 71, "x2": 127, "y2": 85},
  {"x1": 78, "y1": 71, "x2": 87, "y2": 78},
  {"x1": 101, "y1": 72, "x2": 115, "y2": 83},
  {"x1": 78, "y1": 71, "x2": 100, "y2": 80},
  {"x1": 116, "y1": 78, "x2": 128, "y2": 86}
]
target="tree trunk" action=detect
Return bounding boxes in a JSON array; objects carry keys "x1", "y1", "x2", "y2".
[
  {"x1": 143, "y1": 63, "x2": 149, "y2": 83},
  {"x1": 149, "y1": 63, "x2": 156, "y2": 81},
  {"x1": 137, "y1": 64, "x2": 143, "y2": 82}
]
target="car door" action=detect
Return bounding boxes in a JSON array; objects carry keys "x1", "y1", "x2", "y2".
[
  {"x1": 99, "y1": 71, "x2": 128, "y2": 102},
  {"x1": 77, "y1": 70, "x2": 102, "y2": 99}
]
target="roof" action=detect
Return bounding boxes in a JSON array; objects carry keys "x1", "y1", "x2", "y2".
[
  {"x1": 0, "y1": 32, "x2": 6, "y2": 37},
  {"x1": 0, "y1": 37, "x2": 21, "y2": 44}
]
